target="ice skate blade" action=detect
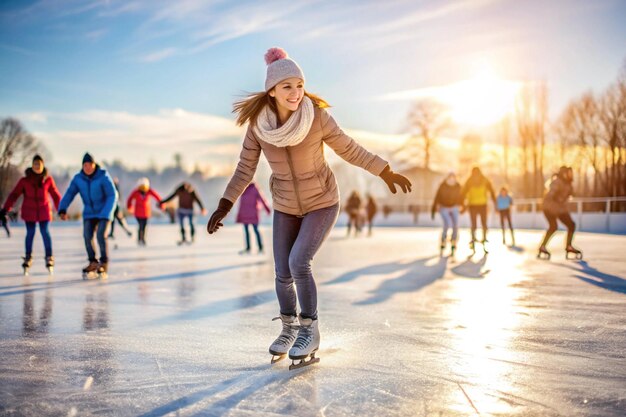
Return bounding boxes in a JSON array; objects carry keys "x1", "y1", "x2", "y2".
[
  {"x1": 270, "y1": 353, "x2": 286, "y2": 364},
  {"x1": 289, "y1": 355, "x2": 320, "y2": 370},
  {"x1": 47, "y1": 267, "x2": 54, "y2": 275},
  {"x1": 82, "y1": 272, "x2": 99, "y2": 280},
  {"x1": 23, "y1": 268, "x2": 29, "y2": 276},
  {"x1": 565, "y1": 253, "x2": 583, "y2": 261},
  {"x1": 99, "y1": 272, "x2": 108, "y2": 280},
  {"x1": 537, "y1": 252, "x2": 551, "y2": 260}
]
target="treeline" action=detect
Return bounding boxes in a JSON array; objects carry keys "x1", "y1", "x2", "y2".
[
  {"x1": 0, "y1": 119, "x2": 228, "y2": 216},
  {"x1": 399, "y1": 63, "x2": 626, "y2": 201}
]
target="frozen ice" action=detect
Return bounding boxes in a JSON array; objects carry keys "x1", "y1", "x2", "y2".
[{"x1": 0, "y1": 223, "x2": 625, "y2": 416}]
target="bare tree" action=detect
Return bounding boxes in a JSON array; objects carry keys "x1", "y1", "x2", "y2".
[
  {"x1": 599, "y1": 79, "x2": 626, "y2": 198},
  {"x1": 458, "y1": 133, "x2": 482, "y2": 177},
  {"x1": 498, "y1": 116, "x2": 512, "y2": 184},
  {"x1": 515, "y1": 81, "x2": 548, "y2": 197},
  {"x1": 399, "y1": 99, "x2": 451, "y2": 171},
  {"x1": 0, "y1": 118, "x2": 41, "y2": 203}
]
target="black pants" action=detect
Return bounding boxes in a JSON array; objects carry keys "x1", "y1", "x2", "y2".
[
  {"x1": 109, "y1": 206, "x2": 131, "y2": 237},
  {"x1": 136, "y1": 217, "x2": 148, "y2": 244},
  {"x1": 469, "y1": 205, "x2": 487, "y2": 242},
  {"x1": 541, "y1": 210, "x2": 575, "y2": 247}
]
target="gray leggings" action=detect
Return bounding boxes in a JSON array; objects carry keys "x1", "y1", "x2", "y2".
[{"x1": 273, "y1": 203, "x2": 339, "y2": 320}]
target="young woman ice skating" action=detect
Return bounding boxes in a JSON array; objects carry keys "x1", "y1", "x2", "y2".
[
  {"x1": 538, "y1": 166, "x2": 581, "y2": 260},
  {"x1": 235, "y1": 182, "x2": 271, "y2": 254},
  {"x1": 206, "y1": 47, "x2": 412, "y2": 369},
  {"x1": 461, "y1": 167, "x2": 496, "y2": 255},
  {"x1": 431, "y1": 172, "x2": 462, "y2": 257},
  {"x1": 0, "y1": 155, "x2": 61, "y2": 275},
  {"x1": 161, "y1": 182, "x2": 207, "y2": 245},
  {"x1": 126, "y1": 177, "x2": 164, "y2": 246},
  {"x1": 58, "y1": 153, "x2": 118, "y2": 279}
]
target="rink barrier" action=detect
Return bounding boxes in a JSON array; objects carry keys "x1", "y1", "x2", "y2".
[{"x1": 368, "y1": 196, "x2": 626, "y2": 234}]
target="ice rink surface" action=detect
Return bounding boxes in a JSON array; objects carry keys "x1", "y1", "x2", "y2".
[{"x1": 0, "y1": 223, "x2": 625, "y2": 416}]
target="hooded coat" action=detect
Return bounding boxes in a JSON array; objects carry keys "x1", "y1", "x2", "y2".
[{"x1": 2, "y1": 168, "x2": 61, "y2": 222}]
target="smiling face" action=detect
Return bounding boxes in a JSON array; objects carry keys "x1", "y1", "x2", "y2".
[
  {"x1": 269, "y1": 77, "x2": 304, "y2": 122},
  {"x1": 32, "y1": 160, "x2": 44, "y2": 174},
  {"x1": 82, "y1": 162, "x2": 96, "y2": 176}
]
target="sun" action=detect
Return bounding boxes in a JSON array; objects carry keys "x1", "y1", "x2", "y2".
[{"x1": 438, "y1": 65, "x2": 521, "y2": 127}]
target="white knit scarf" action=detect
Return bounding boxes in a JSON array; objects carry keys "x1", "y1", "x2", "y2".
[{"x1": 253, "y1": 96, "x2": 314, "y2": 147}]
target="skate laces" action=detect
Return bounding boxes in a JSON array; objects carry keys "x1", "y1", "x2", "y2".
[
  {"x1": 292, "y1": 325, "x2": 314, "y2": 350},
  {"x1": 272, "y1": 316, "x2": 298, "y2": 346}
]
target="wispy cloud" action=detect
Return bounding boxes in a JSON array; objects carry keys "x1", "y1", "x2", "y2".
[
  {"x1": 32, "y1": 107, "x2": 244, "y2": 167},
  {"x1": 85, "y1": 28, "x2": 108, "y2": 41},
  {"x1": 139, "y1": 47, "x2": 177, "y2": 62}
]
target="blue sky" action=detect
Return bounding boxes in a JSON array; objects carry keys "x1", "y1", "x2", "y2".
[{"x1": 1, "y1": 0, "x2": 625, "y2": 171}]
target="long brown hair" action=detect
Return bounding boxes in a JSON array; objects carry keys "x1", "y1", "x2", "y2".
[{"x1": 233, "y1": 90, "x2": 330, "y2": 127}]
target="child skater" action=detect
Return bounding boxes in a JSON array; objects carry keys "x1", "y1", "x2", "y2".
[
  {"x1": 126, "y1": 177, "x2": 163, "y2": 246},
  {"x1": 206, "y1": 47, "x2": 412, "y2": 369},
  {"x1": 496, "y1": 186, "x2": 515, "y2": 246}
]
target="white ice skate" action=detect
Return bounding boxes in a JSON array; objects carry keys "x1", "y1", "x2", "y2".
[
  {"x1": 288, "y1": 316, "x2": 320, "y2": 370},
  {"x1": 269, "y1": 314, "x2": 298, "y2": 364}
]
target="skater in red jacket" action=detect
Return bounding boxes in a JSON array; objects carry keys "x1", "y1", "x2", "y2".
[
  {"x1": 126, "y1": 177, "x2": 163, "y2": 246},
  {"x1": 0, "y1": 155, "x2": 61, "y2": 274}
]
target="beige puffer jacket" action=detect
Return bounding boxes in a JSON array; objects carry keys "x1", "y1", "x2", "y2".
[{"x1": 223, "y1": 106, "x2": 388, "y2": 216}]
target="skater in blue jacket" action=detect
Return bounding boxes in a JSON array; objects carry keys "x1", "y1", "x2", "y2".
[
  {"x1": 496, "y1": 186, "x2": 515, "y2": 246},
  {"x1": 58, "y1": 153, "x2": 118, "y2": 279}
]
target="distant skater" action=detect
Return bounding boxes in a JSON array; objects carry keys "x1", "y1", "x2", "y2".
[
  {"x1": 496, "y1": 186, "x2": 515, "y2": 246},
  {"x1": 461, "y1": 167, "x2": 496, "y2": 254},
  {"x1": 365, "y1": 194, "x2": 378, "y2": 236},
  {"x1": 0, "y1": 210, "x2": 9, "y2": 237},
  {"x1": 538, "y1": 166, "x2": 581, "y2": 260},
  {"x1": 108, "y1": 177, "x2": 132, "y2": 239},
  {"x1": 126, "y1": 178, "x2": 163, "y2": 246},
  {"x1": 235, "y1": 182, "x2": 271, "y2": 254},
  {"x1": 58, "y1": 153, "x2": 117, "y2": 279},
  {"x1": 431, "y1": 172, "x2": 462, "y2": 257},
  {"x1": 1, "y1": 155, "x2": 61, "y2": 275},
  {"x1": 206, "y1": 47, "x2": 411, "y2": 369},
  {"x1": 161, "y1": 182, "x2": 207, "y2": 245},
  {"x1": 345, "y1": 190, "x2": 363, "y2": 237}
]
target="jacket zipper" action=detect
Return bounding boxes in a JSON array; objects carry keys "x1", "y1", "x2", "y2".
[
  {"x1": 34, "y1": 179, "x2": 41, "y2": 222},
  {"x1": 285, "y1": 147, "x2": 304, "y2": 216},
  {"x1": 87, "y1": 176, "x2": 95, "y2": 214}
]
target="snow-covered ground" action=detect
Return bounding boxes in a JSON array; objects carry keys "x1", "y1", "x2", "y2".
[{"x1": 0, "y1": 223, "x2": 624, "y2": 416}]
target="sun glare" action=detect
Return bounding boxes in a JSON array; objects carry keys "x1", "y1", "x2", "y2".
[{"x1": 441, "y1": 65, "x2": 521, "y2": 127}]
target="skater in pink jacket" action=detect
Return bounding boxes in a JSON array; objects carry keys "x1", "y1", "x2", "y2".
[
  {"x1": 126, "y1": 177, "x2": 163, "y2": 246},
  {"x1": 235, "y1": 182, "x2": 271, "y2": 254}
]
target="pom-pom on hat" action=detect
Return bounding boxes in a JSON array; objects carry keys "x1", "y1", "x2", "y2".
[
  {"x1": 137, "y1": 177, "x2": 150, "y2": 190},
  {"x1": 264, "y1": 47, "x2": 305, "y2": 92}
]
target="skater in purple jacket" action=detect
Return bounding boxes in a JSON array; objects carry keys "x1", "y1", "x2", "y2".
[{"x1": 236, "y1": 182, "x2": 271, "y2": 254}]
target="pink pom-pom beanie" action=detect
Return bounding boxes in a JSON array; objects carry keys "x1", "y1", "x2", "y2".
[{"x1": 264, "y1": 47, "x2": 305, "y2": 91}]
